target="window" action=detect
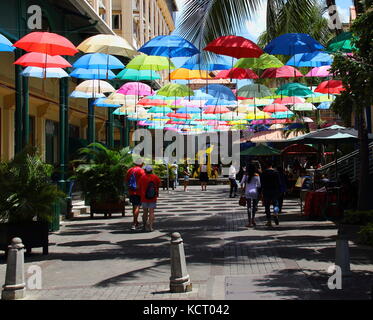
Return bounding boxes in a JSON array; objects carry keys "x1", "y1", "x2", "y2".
[{"x1": 112, "y1": 14, "x2": 121, "y2": 30}]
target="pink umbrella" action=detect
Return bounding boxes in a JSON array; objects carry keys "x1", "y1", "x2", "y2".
[
  {"x1": 215, "y1": 68, "x2": 258, "y2": 79},
  {"x1": 137, "y1": 98, "x2": 167, "y2": 106},
  {"x1": 117, "y1": 82, "x2": 154, "y2": 96},
  {"x1": 273, "y1": 97, "x2": 305, "y2": 105},
  {"x1": 204, "y1": 106, "x2": 231, "y2": 114},
  {"x1": 207, "y1": 120, "x2": 229, "y2": 126},
  {"x1": 263, "y1": 104, "x2": 289, "y2": 113},
  {"x1": 261, "y1": 65, "x2": 303, "y2": 78},
  {"x1": 179, "y1": 100, "x2": 201, "y2": 108},
  {"x1": 305, "y1": 66, "x2": 332, "y2": 77},
  {"x1": 167, "y1": 113, "x2": 192, "y2": 119}
]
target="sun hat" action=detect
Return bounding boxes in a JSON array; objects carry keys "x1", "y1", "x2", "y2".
[
  {"x1": 133, "y1": 157, "x2": 144, "y2": 165},
  {"x1": 144, "y1": 165, "x2": 153, "y2": 172}
]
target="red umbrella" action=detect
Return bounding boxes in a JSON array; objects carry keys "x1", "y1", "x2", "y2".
[
  {"x1": 273, "y1": 97, "x2": 305, "y2": 105},
  {"x1": 167, "y1": 113, "x2": 192, "y2": 119},
  {"x1": 13, "y1": 32, "x2": 78, "y2": 56},
  {"x1": 203, "y1": 36, "x2": 263, "y2": 58},
  {"x1": 137, "y1": 98, "x2": 168, "y2": 106},
  {"x1": 14, "y1": 52, "x2": 71, "y2": 68},
  {"x1": 314, "y1": 80, "x2": 345, "y2": 94},
  {"x1": 203, "y1": 106, "x2": 231, "y2": 114},
  {"x1": 263, "y1": 104, "x2": 289, "y2": 113},
  {"x1": 215, "y1": 68, "x2": 258, "y2": 79},
  {"x1": 261, "y1": 66, "x2": 303, "y2": 78}
]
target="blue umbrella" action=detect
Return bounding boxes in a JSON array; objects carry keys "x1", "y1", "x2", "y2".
[
  {"x1": 94, "y1": 98, "x2": 120, "y2": 108},
  {"x1": 73, "y1": 53, "x2": 124, "y2": 69},
  {"x1": 189, "y1": 90, "x2": 214, "y2": 100},
  {"x1": 264, "y1": 33, "x2": 324, "y2": 55},
  {"x1": 271, "y1": 111, "x2": 294, "y2": 119},
  {"x1": 70, "y1": 68, "x2": 116, "y2": 80},
  {"x1": 204, "y1": 98, "x2": 236, "y2": 106},
  {"x1": 200, "y1": 84, "x2": 236, "y2": 101},
  {"x1": 138, "y1": 35, "x2": 199, "y2": 58},
  {"x1": 177, "y1": 107, "x2": 201, "y2": 113},
  {"x1": 286, "y1": 52, "x2": 333, "y2": 67},
  {"x1": 181, "y1": 54, "x2": 231, "y2": 71},
  {"x1": 70, "y1": 90, "x2": 105, "y2": 98},
  {"x1": 21, "y1": 66, "x2": 69, "y2": 78},
  {"x1": 0, "y1": 34, "x2": 15, "y2": 52},
  {"x1": 317, "y1": 101, "x2": 332, "y2": 110}
]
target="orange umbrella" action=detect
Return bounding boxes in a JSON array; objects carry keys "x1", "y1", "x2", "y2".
[{"x1": 170, "y1": 68, "x2": 212, "y2": 80}]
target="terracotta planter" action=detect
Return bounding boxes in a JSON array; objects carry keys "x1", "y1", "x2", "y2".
[{"x1": 90, "y1": 199, "x2": 125, "y2": 218}]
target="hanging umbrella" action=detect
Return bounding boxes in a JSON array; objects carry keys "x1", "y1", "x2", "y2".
[
  {"x1": 190, "y1": 90, "x2": 214, "y2": 100},
  {"x1": 116, "y1": 68, "x2": 161, "y2": 81},
  {"x1": 117, "y1": 82, "x2": 154, "y2": 96},
  {"x1": 75, "y1": 80, "x2": 115, "y2": 95},
  {"x1": 158, "y1": 83, "x2": 194, "y2": 97},
  {"x1": 126, "y1": 54, "x2": 175, "y2": 71},
  {"x1": 273, "y1": 97, "x2": 305, "y2": 105},
  {"x1": 70, "y1": 90, "x2": 105, "y2": 98},
  {"x1": 104, "y1": 93, "x2": 137, "y2": 106},
  {"x1": 181, "y1": 54, "x2": 231, "y2": 70},
  {"x1": 148, "y1": 106, "x2": 173, "y2": 114},
  {"x1": 305, "y1": 95, "x2": 334, "y2": 103},
  {"x1": 137, "y1": 98, "x2": 168, "y2": 106},
  {"x1": 305, "y1": 65, "x2": 332, "y2": 77},
  {"x1": 246, "y1": 112, "x2": 272, "y2": 120},
  {"x1": 261, "y1": 66, "x2": 303, "y2": 78},
  {"x1": 235, "y1": 105, "x2": 261, "y2": 114},
  {"x1": 302, "y1": 117, "x2": 314, "y2": 123},
  {"x1": 177, "y1": 107, "x2": 201, "y2": 114},
  {"x1": 14, "y1": 52, "x2": 71, "y2": 68},
  {"x1": 326, "y1": 32, "x2": 356, "y2": 53},
  {"x1": 204, "y1": 106, "x2": 231, "y2": 114},
  {"x1": 240, "y1": 144, "x2": 281, "y2": 156},
  {"x1": 285, "y1": 52, "x2": 333, "y2": 67},
  {"x1": 0, "y1": 34, "x2": 15, "y2": 52},
  {"x1": 204, "y1": 98, "x2": 236, "y2": 107},
  {"x1": 200, "y1": 84, "x2": 236, "y2": 101},
  {"x1": 263, "y1": 104, "x2": 289, "y2": 113},
  {"x1": 215, "y1": 68, "x2": 258, "y2": 79},
  {"x1": 239, "y1": 98, "x2": 274, "y2": 106},
  {"x1": 70, "y1": 68, "x2": 116, "y2": 79},
  {"x1": 317, "y1": 101, "x2": 332, "y2": 110},
  {"x1": 276, "y1": 82, "x2": 313, "y2": 97},
  {"x1": 237, "y1": 84, "x2": 272, "y2": 98},
  {"x1": 167, "y1": 113, "x2": 192, "y2": 119},
  {"x1": 315, "y1": 80, "x2": 345, "y2": 94},
  {"x1": 204, "y1": 35, "x2": 263, "y2": 58},
  {"x1": 77, "y1": 34, "x2": 137, "y2": 57},
  {"x1": 271, "y1": 111, "x2": 294, "y2": 119},
  {"x1": 13, "y1": 31, "x2": 78, "y2": 56},
  {"x1": 234, "y1": 53, "x2": 283, "y2": 69},
  {"x1": 264, "y1": 33, "x2": 324, "y2": 55},
  {"x1": 94, "y1": 97, "x2": 121, "y2": 108},
  {"x1": 170, "y1": 68, "x2": 212, "y2": 80},
  {"x1": 72, "y1": 53, "x2": 124, "y2": 70},
  {"x1": 21, "y1": 67, "x2": 69, "y2": 78},
  {"x1": 290, "y1": 103, "x2": 316, "y2": 111}
]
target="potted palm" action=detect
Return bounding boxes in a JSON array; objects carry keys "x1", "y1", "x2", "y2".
[
  {"x1": 0, "y1": 147, "x2": 65, "y2": 255},
  {"x1": 73, "y1": 143, "x2": 133, "y2": 218}
]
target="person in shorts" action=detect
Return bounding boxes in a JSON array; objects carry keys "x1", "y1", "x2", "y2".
[
  {"x1": 125, "y1": 158, "x2": 145, "y2": 230},
  {"x1": 199, "y1": 164, "x2": 209, "y2": 191},
  {"x1": 183, "y1": 164, "x2": 191, "y2": 191},
  {"x1": 139, "y1": 165, "x2": 161, "y2": 232}
]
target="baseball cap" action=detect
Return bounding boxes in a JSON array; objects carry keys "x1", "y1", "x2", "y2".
[
  {"x1": 144, "y1": 165, "x2": 153, "y2": 172},
  {"x1": 133, "y1": 158, "x2": 144, "y2": 165}
]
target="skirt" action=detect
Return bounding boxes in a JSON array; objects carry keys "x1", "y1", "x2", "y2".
[{"x1": 199, "y1": 172, "x2": 209, "y2": 182}]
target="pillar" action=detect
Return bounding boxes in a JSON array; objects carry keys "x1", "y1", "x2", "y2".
[
  {"x1": 121, "y1": 0, "x2": 134, "y2": 45},
  {"x1": 139, "y1": 0, "x2": 145, "y2": 46},
  {"x1": 59, "y1": 78, "x2": 66, "y2": 192},
  {"x1": 150, "y1": 0, "x2": 155, "y2": 38},
  {"x1": 107, "y1": 108, "x2": 114, "y2": 148},
  {"x1": 103, "y1": 0, "x2": 112, "y2": 29},
  {"x1": 87, "y1": 98, "x2": 95, "y2": 144},
  {"x1": 14, "y1": 49, "x2": 23, "y2": 154},
  {"x1": 145, "y1": 0, "x2": 150, "y2": 41},
  {"x1": 63, "y1": 78, "x2": 69, "y2": 165}
]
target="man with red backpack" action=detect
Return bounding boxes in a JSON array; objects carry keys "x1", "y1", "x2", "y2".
[
  {"x1": 125, "y1": 158, "x2": 145, "y2": 230},
  {"x1": 139, "y1": 165, "x2": 161, "y2": 232}
]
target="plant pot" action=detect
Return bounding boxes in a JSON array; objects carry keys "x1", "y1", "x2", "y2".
[
  {"x1": 90, "y1": 199, "x2": 126, "y2": 218},
  {"x1": 0, "y1": 221, "x2": 49, "y2": 255}
]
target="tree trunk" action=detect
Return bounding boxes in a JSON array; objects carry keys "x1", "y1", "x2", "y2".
[{"x1": 357, "y1": 112, "x2": 371, "y2": 210}]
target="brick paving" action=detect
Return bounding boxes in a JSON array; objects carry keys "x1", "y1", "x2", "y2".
[{"x1": 1, "y1": 185, "x2": 373, "y2": 300}]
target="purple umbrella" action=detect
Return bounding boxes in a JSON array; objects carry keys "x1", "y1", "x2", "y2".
[
  {"x1": 305, "y1": 65, "x2": 332, "y2": 77},
  {"x1": 117, "y1": 82, "x2": 155, "y2": 96}
]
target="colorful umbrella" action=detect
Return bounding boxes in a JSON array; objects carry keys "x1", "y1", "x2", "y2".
[
  {"x1": 126, "y1": 54, "x2": 175, "y2": 71},
  {"x1": 314, "y1": 80, "x2": 345, "y2": 94},
  {"x1": 241, "y1": 144, "x2": 281, "y2": 156},
  {"x1": 72, "y1": 53, "x2": 124, "y2": 69},
  {"x1": 14, "y1": 52, "x2": 71, "y2": 68},
  {"x1": 21, "y1": 66, "x2": 69, "y2": 78},
  {"x1": 237, "y1": 84, "x2": 272, "y2": 98},
  {"x1": 13, "y1": 31, "x2": 78, "y2": 56},
  {"x1": 137, "y1": 98, "x2": 168, "y2": 106},
  {"x1": 261, "y1": 66, "x2": 303, "y2": 78},
  {"x1": 234, "y1": 53, "x2": 283, "y2": 69},
  {"x1": 104, "y1": 93, "x2": 137, "y2": 106},
  {"x1": 94, "y1": 97, "x2": 121, "y2": 108},
  {"x1": 273, "y1": 96, "x2": 305, "y2": 105},
  {"x1": 70, "y1": 68, "x2": 116, "y2": 79},
  {"x1": 117, "y1": 82, "x2": 154, "y2": 96},
  {"x1": 317, "y1": 101, "x2": 332, "y2": 110},
  {"x1": 215, "y1": 68, "x2": 258, "y2": 79},
  {"x1": 0, "y1": 34, "x2": 15, "y2": 52},
  {"x1": 204, "y1": 36, "x2": 263, "y2": 58},
  {"x1": 70, "y1": 91, "x2": 105, "y2": 98},
  {"x1": 239, "y1": 98, "x2": 274, "y2": 106},
  {"x1": 305, "y1": 95, "x2": 334, "y2": 103},
  {"x1": 286, "y1": 52, "x2": 333, "y2": 67},
  {"x1": 77, "y1": 34, "x2": 137, "y2": 57},
  {"x1": 200, "y1": 84, "x2": 236, "y2": 101},
  {"x1": 158, "y1": 83, "x2": 194, "y2": 97},
  {"x1": 204, "y1": 106, "x2": 231, "y2": 114},
  {"x1": 271, "y1": 111, "x2": 294, "y2": 119},
  {"x1": 263, "y1": 104, "x2": 289, "y2": 113},
  {"x1": 276, "y1": 83, "x2": 313, "y2": 97},
  {"x1": 305, "y1": 65, "x2": 332, "y2": 77},
  {"x1": 170, "y1": 68, "x2": 211, "y2": 80},
  {"x1": 75, "y1": 80, "x2": 115, "y2": 95},
  {"x1": 116, "y1": 68, "x2": 161, "y2": 81},
  {"x1": 326, "y1": 32, "x2": 356, "y2": 53},
  {"x1": 181, "y1": 54, "x2": 231, "y2": 70},
  {"x1": 290, "y1": 103, "x2": 316, "y2": 111}
]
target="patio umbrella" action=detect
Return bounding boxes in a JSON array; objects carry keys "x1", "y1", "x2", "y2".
[
  {"x1": 234, "y1": 53, "x2": 283, "y2": 69},
  {"x1": 215, "y1": 68, "x2": 258, "y2": 79},
  {"x1": 305, "y1": 95, "x2": 334, "y2": 103},
  {"x1": 72, "y1": 53, "x2": 124, "y2": 70},
  {"x1": 326, "y1": 32, "x2": 356, "y2": 53},
  {"x1": 116, "y1": 69, "x2": 161, "y2": 81},
  {"x1": 13, "y1": 31, "x2": 78, "y2": 56},
  {"x1": 305, "y1": 66, "x2": 332, "y2": 77},
  {"x1": 290, "y1": 103, "x2": 316, "y2": 111},
  {"x1": 21, "y1": 66, "x2": 69, "y2": 78},
  {"x1": 237, "y1": 84, "x2": 272, "y2": 98},
  {"x1": 14, "y1": 52, "x2": 71, "y2": 68},
  {"x1": 103, "y1": 93, "x2": 137, "y2": 106},
  {"x1": 77, "y1": 34, "x2": 137, "y2": 57},
  {"x1": 204, "y1": 106, "x2": 231, "y2": 114},
  {"x1": 315, "y1": 80, "x2": 345, "y2": 94},
  {"x1": 285, "y1": 52, "x2": 333, "y2": 67},
  {"x1": 276, "y1": 82, "x2": 313, "y2": 97},
  {"x1": 70, "y1": 68, "x2": 116, "y2": 80},
  {"x1": 241, "y1": 144, "x2": 281, "y2": 156},
  {"x1": 271, "y1": 111, "x2": 294, "y2": 119},
  {"x1": 260, "y1": 66, "x2": 303, "y2": 78},
  {"x1": 200, "y1": 84, "x2": 236, "y2": 101},
  {"x1": 239, "y1": 98, "x2": 274, "y2": 106},
  {"x1": 0, "y1": 34, "x2": 15, "y2": 52}
]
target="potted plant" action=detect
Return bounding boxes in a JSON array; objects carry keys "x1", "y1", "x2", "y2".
[
  {"x1": 0, "y1": 147, "x2": 65, "y2": 255},
  {"x1": 73, "y1": 143, "x2": 133, "y2": 218}
]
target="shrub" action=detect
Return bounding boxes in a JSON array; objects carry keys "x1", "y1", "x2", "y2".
[
  {"x1": 358, "y1": 223, "x2": 373, "y2": 246},
  {"x1": 341, "y1": 210, "x2": 373, "y2": 225}
]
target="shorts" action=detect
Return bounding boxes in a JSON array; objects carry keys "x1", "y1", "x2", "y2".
[
  {"x1": 199, "y1": 172, "x2": 209, "y2": 182},
  {"x1": 184, "y1": 175, "x2": 190, "y2": 181},
  {"x1": 142, "y1": 202, "x2": 157, "y2": 209},
  {"x1": 129, "y1": 195, "x2": 141, "y2": 206}
]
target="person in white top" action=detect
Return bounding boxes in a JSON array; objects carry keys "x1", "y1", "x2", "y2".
[
  {"x1": 229, "y1": 164, "x2": 238, "y2": 198},
  {"x1": 240, "y1": 164, "x2": 261, "y2": 227}
]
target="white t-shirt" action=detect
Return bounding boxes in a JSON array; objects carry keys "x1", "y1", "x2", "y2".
[
  {"x1": 241, "y1": 174, "x2": 261, "y2": 199},
  {"x1": 229, "y1": 166, "x2": 236, "y2": 179},
  {"x1": 200, "y1": 165, "x2": 207, "y2": 172}
]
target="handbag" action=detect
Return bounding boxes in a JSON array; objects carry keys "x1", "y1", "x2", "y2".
[{"x1": 239, "y1": 196, "x2": 247, "y2": 206}]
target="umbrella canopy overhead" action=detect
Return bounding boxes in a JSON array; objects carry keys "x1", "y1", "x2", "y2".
[
  {"x1": 237, "y1": 84, "x2": 273, "y2": 98},
  {"x1": 264, "y1": 33, "x2": 324, "y2": 55},
  {"x1": 263, "y1": 104, "x2": 289, "y2": 113},
  {"x1": 70, "y1": 68, "x2": 116, "y2": 79},
  {"x1": 181, "y1": 54, "x2": 231, "y2": 70},
  {"x1": 21, "y1": 66, "x2": 69, "y2": 78},
  {"x1": 260, "y1": 65, "x2": 303, "y2": 78},
  {"x1": 158, "y1": 83, "x2": 194, "y2": 97},
  {"x1": 204, "y1": 35, "x2": 263, "y2": 58},
  {"x1": 116, "y1": 68, "x2": 161, "y2": 80},
  {"x1": 117, "y1": 82, "x2": 154, "y2": 96},
  {"x1": 305, "y1": 65, "x2": 332, "y2": 77},
  {"x1": 290, "y1": 103, "x2": 316, "y2": 111},
  {"x1": 215, "y1": 68, "x2": 258, "y2": 79},
  {"x1": 315, "y1": 80, "x2": 345, "y2": 94},
  {"x1": 94, "y1": 97, "x2": 121, "y2": 108},
  {"x1": 305, "y1": 94, "x2": 334, "y2": 103},
  {"x1": 0, "y1": 34, "x2": 15, "y2": 52},
  {"x1": 273, "y1": 96, "x2": 305, "y2": 105},
  {"x1": 14, "y1": 31, "x2": 78, "y2": 56},
  {"x1": 77, "y1": 34, "x2": 137, "y2": 57},
  {"x1": 281, "y1": 144, "x2": 318, "y2": 155},
  {"x1": 241, "y1": 144, "x2": 281, "y2": 156},
  {"x1": 326, "y1": 32, "x2": 356, "y2": 53},
  {"x1": 170, "y1": 68, "x2": 211, "y2": 80},
  {"x1": 200, "y1": 84, "x2": 236, "y2": 101},
  {"x1": 126, "y1": 54, "x2": 175, "y2": 71},
  {"x1": 234, "y1": 53, "x2": 283, "y2": 69},
  {"x1": 72, "y1": 53, "x2": 124, "y2": 69},
  {"x1": 14, "y1": 52, "x2": 71, "y2": 68},
  {"x1": 286, "y1": 52, "x2": 333, "y2": 67},
  {"x1": 317, "y1": 101, "x2": 332, "y2": 110},
  {"x1": 276, "y1": 82, "x2": 313, "y2": 97},
  {"x1": 75, "y1": 80, "x2": 116, "y2": 95},
  {"x1": 138, "y1": 35, "x2": 199, "y2": 57},
  {"x1": 70, "y1": 90, "x2": 105, "y2": 98}
]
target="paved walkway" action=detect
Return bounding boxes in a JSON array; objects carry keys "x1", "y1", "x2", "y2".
[{"x1": 1, "y1": 185, "x2": 372, "y2": 300}]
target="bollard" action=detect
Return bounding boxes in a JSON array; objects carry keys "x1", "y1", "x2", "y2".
[
  {"x1": 335, "y1": 226, "x2": 351, "y2": 276},
  {"x1": 1, "y1": 238, "x2": 26, "y2": 300},
  {"x1": 170, "y1": 232, "x2": 192, "y2": 293}
]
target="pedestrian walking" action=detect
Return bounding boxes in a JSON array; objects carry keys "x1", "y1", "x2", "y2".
[
  {"x1": 240, "y1": 164, "x2": 261, "y2": 227},
  {"x1": 229, "y1": 164, "x2": 238, "y2": 198},
  {"x1": 183, "y1": 164, "x2": 191, "y2": 192},
  {"x1": 260, "y1": 161, "x2": 282, "y2": 226},
  {"x1": 171, "y1": 161, "x2": 179, "y2": 188},
  {"x1": 139, "y1": 165, "x2": 161, "y2": 232},
  {"x1": 199, "y1": 164, "x2": 209, "y2": 191},
  {"x1": 125, "y1": 158, "x2": 145, "y2": 230},
  {"x1": 276, "y1": 166, "x2": 288, "y2": 214}
]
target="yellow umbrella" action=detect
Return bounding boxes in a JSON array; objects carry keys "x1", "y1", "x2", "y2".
[
  {"x1": 239, "y1": 98, "x2": 274, "y2": 106},
  {"x1": 75, "y1": 80, "x2": 115, "y2": 95},
  {"x1": 305, "y1": 95, "x2": 335, "y2": 103},
  {"x1": 246, "y1": 111, "x2": 272, "y2": 120},
  {"x1": 170, "y1": 68, "x2": 212, "y2": 80},
  {"x1": 229, "y1": 120, "x2": 248, "y2": 125},
  {"x1": 77, "y1": 34, "x2": 137, "y2": 57},
  {"x1": 235, "y1": 105, "x2": 261, "y2": 114}
]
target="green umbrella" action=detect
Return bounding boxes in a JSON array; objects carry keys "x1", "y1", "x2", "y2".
[
  {"x1": 276, "y1": 82, "x2": 313, "y2": 97},
  {"x1": 126, "y1": 54, "x2": 175, "y2": 71},
  {"x1": 326, "y1": 32, "x2": 356, "y2": 53},
  {"x1": 116, "y1": 68, "x2": 161, "y2": 80},
  {"x1": 237, "y1": 84, "x2": 272, "y2": 98},
  {"x1": 234, "y1": 53, "x2": 284, "y2": 69},
  {"x1": 240, "y1": 144, "x2": 281, "y2": 156},
  {"x1": 158, "y1": 83, "x2": 194, "y2": 97}
]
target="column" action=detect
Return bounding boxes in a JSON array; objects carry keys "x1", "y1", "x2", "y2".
[
  {"x1": 150, "y1": 0, "x2": 155, "y2": 38},
  {"x1": 139, "y1": 0, "x2": 145, "y2": 46},
  {"x1": 145, "y1": 0, "x2": 150, "y2": 41},
  {"x1": 159, "y1": 10, "x2": 163, "y2": 35},
  {"x1": 63, "y1": 78, "x2": 69, "y2": 165},
  {"x1": 155, "y1": 5, "x2": 159, "y2": 36},
  {"x1": 107, "y1": 108, "x2": 114, "y2": 148},
  {"x1": 36, "y1": 103, "x2": 49, "y2": 162},
  {"x1": 104, "y1": 0, "x2": 112, "y2": 28},
  {"x1": 22, "y1": 76, "x2": 29, "y2": 147},
  {"x1": 14, "y1": 49, "x2": 23, "y2": 154},
  {"x1": 58, "y1": 78, "x2": 66, "y2": 192},
  {"x1": 121, "y1": 0, "x2": 134, "y2": 44},
  {"x1": 1, "y1": 105, "x2": 15, "y2": 161},
  {"x1": 87, "y1": 99, "x2": 95, "y2": 144}
]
